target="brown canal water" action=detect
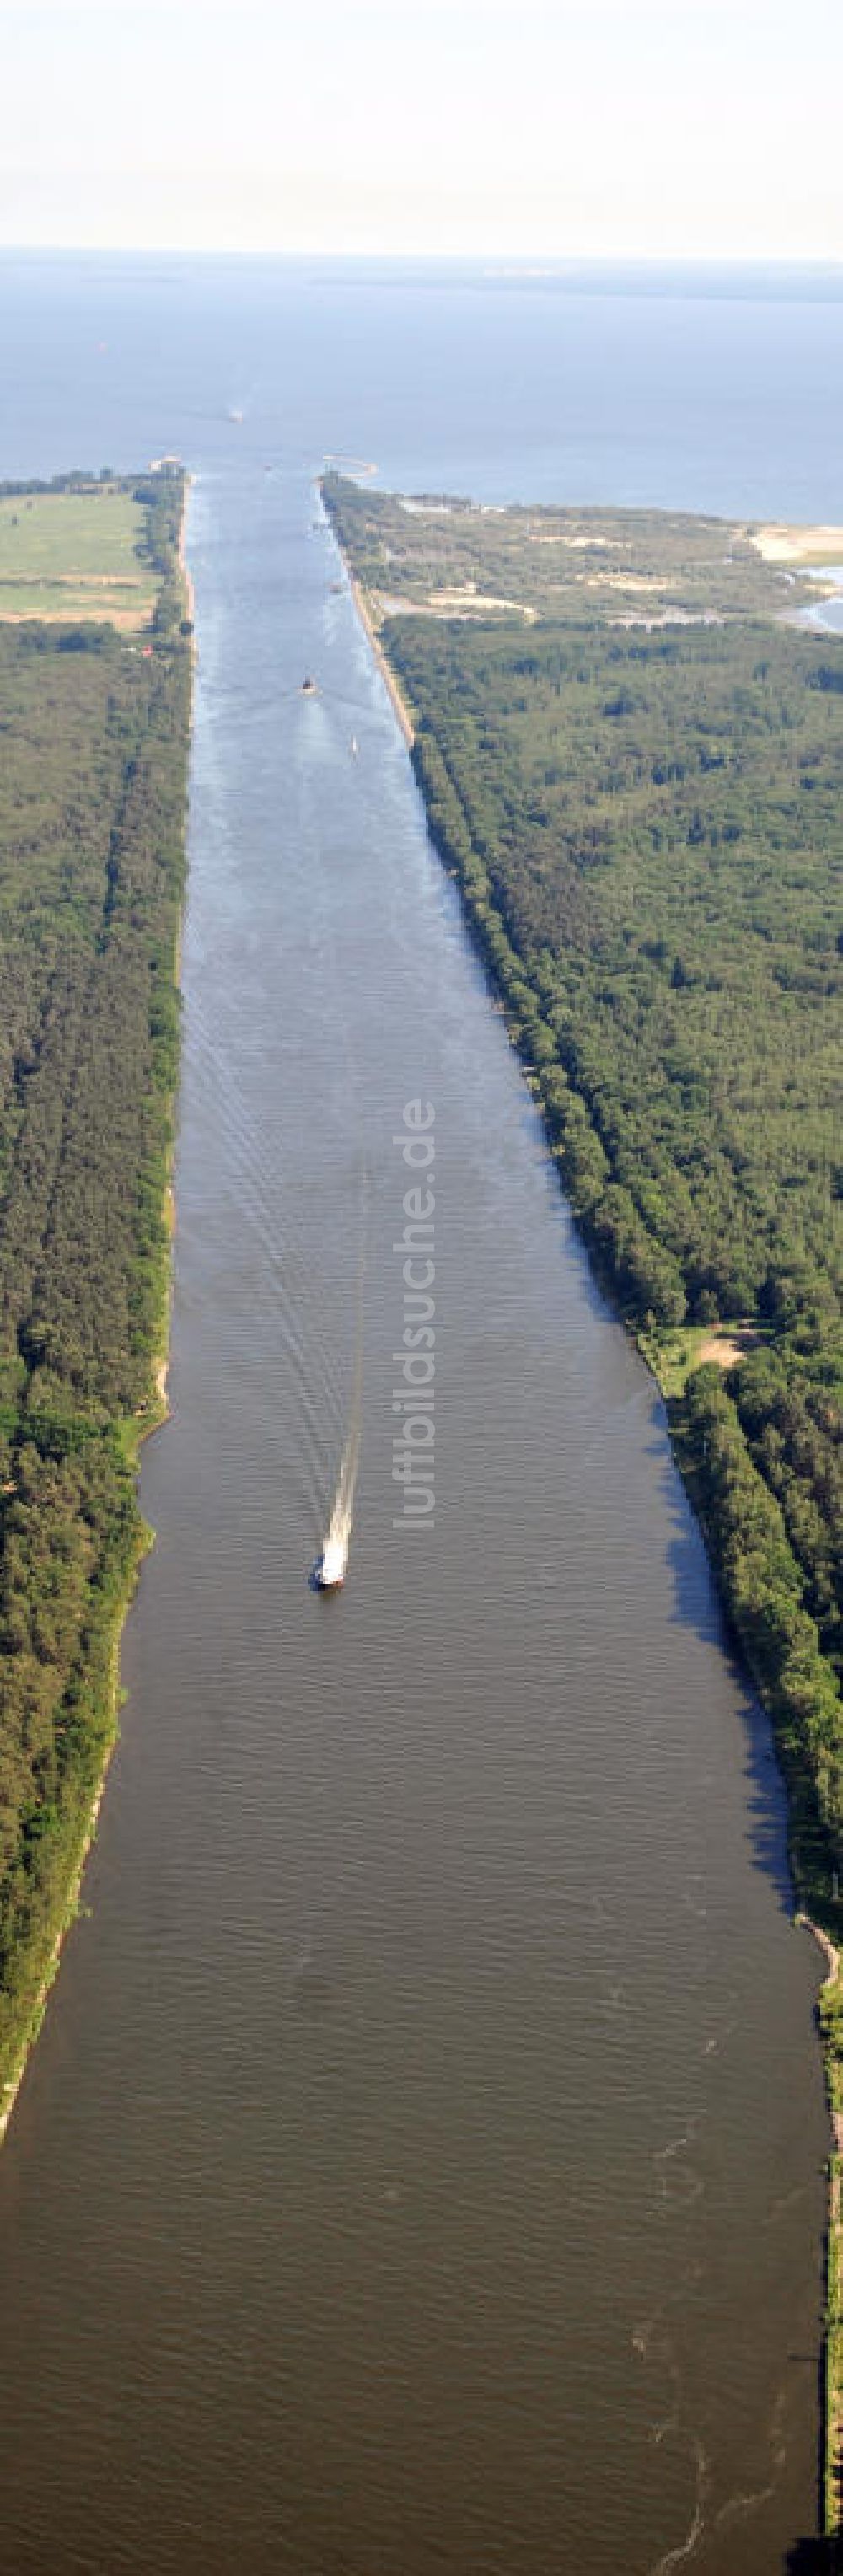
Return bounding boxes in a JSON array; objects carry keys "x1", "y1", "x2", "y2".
[{"x1": 0, "y1": 405, "x2": 833, "y2": 2568}]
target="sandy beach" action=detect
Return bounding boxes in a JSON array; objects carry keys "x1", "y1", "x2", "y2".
[
  {"x1": 752, "y1": 520, "x2": 843, "y2": 566},
  {"x1": 347, "y1": 570, "x2": 415, "y2": 749}
]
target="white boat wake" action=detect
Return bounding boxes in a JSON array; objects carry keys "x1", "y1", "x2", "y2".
[
  {"x1": 314, "y1": 1171, "x2": 366, "y2": 1591},
  {"x1": 317, "y1": 1426, "x2": 359, "y2": 1589}
]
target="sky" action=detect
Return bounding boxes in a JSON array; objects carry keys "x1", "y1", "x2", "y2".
[{"x1": 0, "y1": 0, "x2": 840, "y2": 262}]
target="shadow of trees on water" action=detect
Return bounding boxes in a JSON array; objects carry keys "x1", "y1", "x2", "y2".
[
  {"x1": 786, "y1": 2537, "x2": 843, "y2": 2571},
  {"x1": 646, "y1": 1400, "x2": 796, "y2": 1918}
]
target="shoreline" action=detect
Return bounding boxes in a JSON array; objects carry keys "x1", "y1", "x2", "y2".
[
  {"x1": 178, "y1": 471, "x2": 196, "y2": 636},
  {"x1": 798, "y1": 1913, "x2": 843, "y2": 2532},
  {"x1": 349, "y1": 568, "x2": 415, "y2": 747},
  {"x1": 151, "y1": 469, "x2": 193, "y2": 1430}
]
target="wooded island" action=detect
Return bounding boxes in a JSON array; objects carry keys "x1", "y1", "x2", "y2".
[{"x1": 0, "y1": 468, "x2": 190, "y2": 2127}]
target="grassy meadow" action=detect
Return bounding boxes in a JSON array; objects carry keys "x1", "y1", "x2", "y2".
[{"x1": 0, "y1": 488, "x2": 157, "y2": 628}]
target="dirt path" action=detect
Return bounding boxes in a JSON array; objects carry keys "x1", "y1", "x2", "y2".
[{"x1": 698, "y1": 1326, "x2": 760, "y2": 1369}]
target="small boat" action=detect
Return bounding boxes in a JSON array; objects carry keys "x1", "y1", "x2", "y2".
[
  {"x1": 301, "y1": 674, "x2": 318, "y2": 695},
  {"x1": 350, "y1": 734, "x2": 358, "y2": 758},
  {"x1": 314, "y1": 1538, "x2": 346, "y2": 1591}
]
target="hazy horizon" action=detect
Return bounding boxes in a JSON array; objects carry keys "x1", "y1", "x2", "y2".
[{"x1": 3, "y1": 0, "x2": 840, "y2": 263}]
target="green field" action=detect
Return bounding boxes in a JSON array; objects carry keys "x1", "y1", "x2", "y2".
[{"x1": 0, "y1": 489, "x2": 157, "y2": 627}]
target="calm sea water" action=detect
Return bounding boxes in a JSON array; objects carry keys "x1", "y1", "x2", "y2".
[
  {"x1": 0, "y1": 258, "x2": 839, "y2": 2573},
  {"x1": 1, "y1": 251, "x2": 843, "y2": 516}
]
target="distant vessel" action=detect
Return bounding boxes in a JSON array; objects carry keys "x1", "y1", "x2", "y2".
[
  {"x1": 314, "y1": 1538, "x2": 346, "y2": 1591},
  {"x1": 228, "y1": 405, "x2": 244, "y2": 425},
  {"x1": 301, "y1": 675, "x2": 318, "y2": 695},
  {"x1": 350, "y1": 734, "x2": 358, "y2": 757}
]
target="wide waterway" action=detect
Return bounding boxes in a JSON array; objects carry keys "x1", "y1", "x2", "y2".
[{"x1": 0, "y1": 257, "x2": 840, "y2": 2573}]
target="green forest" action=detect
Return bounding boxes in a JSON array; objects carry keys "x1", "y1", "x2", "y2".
[
  {"x1": 325, "y1": 474, "x2": 843, "y2": 1977},
  {"x1": 0, "y1": 470, "x2": 190, "y2": 2102}
]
